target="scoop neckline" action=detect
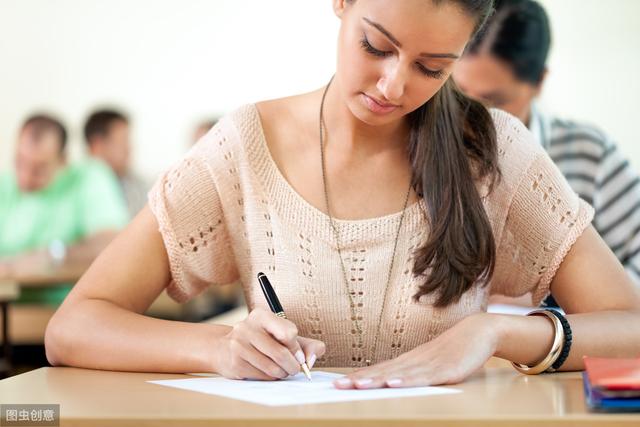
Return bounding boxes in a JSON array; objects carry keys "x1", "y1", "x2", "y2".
[{"x1": 247, "y1": 103, "x2": 425, "y2": 225}]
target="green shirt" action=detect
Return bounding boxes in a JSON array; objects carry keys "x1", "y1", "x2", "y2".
[{"x1": 0, "y1": 159, "x2": 129, "y2": 305}]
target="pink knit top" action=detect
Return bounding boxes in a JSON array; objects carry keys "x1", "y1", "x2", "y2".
[{"x1": 148, "y1": 104, "x2": 593, "y2": 367}]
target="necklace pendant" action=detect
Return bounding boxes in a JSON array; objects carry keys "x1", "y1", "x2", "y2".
[{"x1": 319, "y1": 76, "x2": 410, "y2": 376}]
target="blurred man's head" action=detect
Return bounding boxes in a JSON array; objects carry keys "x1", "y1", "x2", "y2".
[
  {"x1": 192, "y1": 119, "x2": 218, "y2": 145},
  {"x1": 454, "y1": 0, "x2": 551, "y2": 124},
  {"x1": 84, "y1": 109, "x2": 130, "y2": 177},
  {"x1": 15, "y1": 114, "x2": 67, "y2": 192}
]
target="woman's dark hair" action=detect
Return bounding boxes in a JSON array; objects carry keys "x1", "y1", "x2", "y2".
[
  {"x1": 409, "y1": 77, "x2": 499, "y2": 307},
  {"x1": 410, "y1": 0, "x2": 499, "y2": 307},
  {"x1": 344, "y1": 0, "x2": 500, "y2": 307},
  {"x1": 467, "y1": 0, "x2": 551, "y2": 84}
]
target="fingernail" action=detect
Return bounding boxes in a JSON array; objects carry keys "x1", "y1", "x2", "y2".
[
  {"x1": 335, "y1": 378, "x2": 352, "y2": 386},
  {"x1": 295, "y1": 350, "x2": 305, "y2": 365},
  {"x1": 355, "y1": 378, "x2": 373, "y2": 387},
  {"x1": 308, "y1": 354, "x2": 316, "y2": 369},
  {"x1": 386, "y1": 378, "x2": 403, "y2": 387}
]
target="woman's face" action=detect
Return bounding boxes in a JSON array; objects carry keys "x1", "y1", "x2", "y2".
[
  {"x1": 333, "y1": 0, "x2": 475, "y2": 126},
  {"x1": 453, "y1": 52, "x2": 542, "y2": 124}
]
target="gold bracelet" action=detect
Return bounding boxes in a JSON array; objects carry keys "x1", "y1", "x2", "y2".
[{"x1": 511, "y1": 309, "x2": 565, "y2": 375}]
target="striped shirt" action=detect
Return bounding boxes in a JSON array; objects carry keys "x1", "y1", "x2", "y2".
[{"x1": 530, "y1": 106, "x2": 640, "y2": 286}]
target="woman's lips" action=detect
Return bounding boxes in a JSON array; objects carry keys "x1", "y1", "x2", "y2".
[{"x1": 361, "y1": 93, "x2": 399, "y2": 115}]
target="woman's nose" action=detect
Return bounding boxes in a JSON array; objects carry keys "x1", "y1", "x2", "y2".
[{"x1": 376, "y1": 62, "x2": 406, "y2": 103}]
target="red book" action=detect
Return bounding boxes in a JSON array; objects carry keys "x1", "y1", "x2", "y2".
[{"x1": 584, "y1": 356, "x2": 640, "y2": 391}]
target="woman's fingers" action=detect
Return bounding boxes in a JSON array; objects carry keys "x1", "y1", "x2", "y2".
[
  {"x1": 241, "y1": 340, "x2": 291, "y2": 379},
  {"x1": 334, "y1": 368, "x2": 398, "y2": 389},
  {"x1": 332, "y1": 358, "x2": 399, "y2": 389},
  {"x1": 233, "y1": 357, "x2": 279, "y2": 381},
  {"x1": 334, "y1": 375, "x2": 389, "y2": 389},
  {"x1": 297, "y1": 336, "x2": 327, "y2": 368},
  {"x1": 224, "y1": 308, "x2": 328, "y2": 381},
  {"x1": 253, "y1": 308, "x2": 307, "y2": 369},
  {"x1": 333, "y1": 359, "x2": 465, "y2": 389},
  {"x1": 334, "y1": 313, "x2": 497, "y2": 389},
  {"x1": 385, "y1": 365, "x2": 463, "y2": 388},
  {"x1": 333, "y1": 355, "x2": 442, "y2": 389},
  {"x1": 249, "y1": 329, "x2": 300, "y2": 376}
]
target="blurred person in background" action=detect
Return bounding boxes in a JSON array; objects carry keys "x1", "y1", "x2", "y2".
[
  {"x1": 0, "y1": 114, "x2": 128, "y2": 305},
  {"x1": 191, "y1": 118, "x2": 219, "y2": 146},
  {"x1": 454, "y1": 0, "x2": 640, "y2": 295},
  {"x1": 84, "y1": 109, "x2": 148, "y2": 218}
]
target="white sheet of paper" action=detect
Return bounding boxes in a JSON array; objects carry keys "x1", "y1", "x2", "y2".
[
  {"x1": 487, "y1": 303, "x2": 531, "y2": 315},
  {"x1": 148, "y1": 371, "x2": 460, "y2": 406}
]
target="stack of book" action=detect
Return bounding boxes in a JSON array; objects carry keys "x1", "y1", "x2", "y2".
[{"x1": 583, "y1": 356, "x2": 640, "y2": 412}]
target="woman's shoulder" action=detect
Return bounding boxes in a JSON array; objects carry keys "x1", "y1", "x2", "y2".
[
  {"x1": 187, "y1": 103, "x2": 264, "y2": 173},
  {"x1": 254, "y1": 93, "x2": 309, "y2": 125},
  {"x1": 201, "y1": 103, "x2": 261, "y2": 148},
  {"x1": 181, "y1": 93, "x2": 317, "y2": 192},
  {"x1": 479, "y1": 108, "x2": 554, "y2": 223},
  {"x1": 487, "y1": 108, "x2": 547, "y2": 186},
  {"x1": 254, "y1": 92, "x2": 318, "y2": 149},
  {"x1": 489, "y1": 108, "x2": 543, "y2": 159},
  {"x1": 193, "y1": 92, "x2": 315, "y2": 159}
]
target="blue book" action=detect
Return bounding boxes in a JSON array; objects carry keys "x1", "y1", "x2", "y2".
[{"x1": 583, "y1": 372, "x2": 640, "y2": 412}]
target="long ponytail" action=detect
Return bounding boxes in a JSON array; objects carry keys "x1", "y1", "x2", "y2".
[{"x1": 409, "y1": 79, "x2": 500, "y2": 307}]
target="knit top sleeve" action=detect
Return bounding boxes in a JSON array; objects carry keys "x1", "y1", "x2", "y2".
[
  {"x1": 148, "y1": 120, "x2": 239, "y2": 302},
  {"x1": 487, "y1": 109, "x2": 595, "y2": 305}
]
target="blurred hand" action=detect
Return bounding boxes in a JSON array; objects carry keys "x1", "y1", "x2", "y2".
[
  {"x1": 213, "y1": 307, "x2": 326, "y2": 380},
  {"x1": 0, "y1": 251, "x2": 50, "y2": 280},
  {"x1": 334, "y1": 312, "x2": 499, "y2": 389}
]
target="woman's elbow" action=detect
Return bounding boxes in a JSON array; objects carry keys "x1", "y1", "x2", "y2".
[{"x1": 44, "y1": 309, "x2": 70, "y2": 366}]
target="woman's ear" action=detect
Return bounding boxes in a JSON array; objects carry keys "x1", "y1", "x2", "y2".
[{"x1": 333, "y1": 0, "x2": 348, "y2": 18}]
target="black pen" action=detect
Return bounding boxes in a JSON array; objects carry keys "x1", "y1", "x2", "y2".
[{"x1": 257, "y1": 272, "x2": 312, "y2": 381}]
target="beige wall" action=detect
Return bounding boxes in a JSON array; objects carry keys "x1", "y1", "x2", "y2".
[
  {"x1": 1, "y1": 0, "x2": 639, "y2": 179},
  {"x1": 537, "y1": 0, "x2": 640, "y2": 167},
  {"x1": 0, "y1": 0, "x2": 338, "y2": 178}
]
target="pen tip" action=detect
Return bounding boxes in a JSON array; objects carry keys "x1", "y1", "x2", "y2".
[{"x1": 301, "y1": 362, "x2": 312, "y2": 381}]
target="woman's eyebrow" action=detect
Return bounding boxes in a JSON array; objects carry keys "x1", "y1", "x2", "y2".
[{"x1": 362, "y1": 17, "x2": 460, "y2": 59}]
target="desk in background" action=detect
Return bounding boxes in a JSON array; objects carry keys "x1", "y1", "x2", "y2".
[
  {"x1": 0, "y1": 271, "x2": 240, "y2": 378},
  {"x1": 1, "y1": 358, "x2": 638, "y2": 426},
  {"x1": 0, "y1": 266, "x2": 85, "y2": 377}
]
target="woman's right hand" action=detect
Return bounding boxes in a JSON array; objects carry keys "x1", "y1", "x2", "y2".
[{"x1": 213, "y1": 307, "x2": 326, "y2": 380}]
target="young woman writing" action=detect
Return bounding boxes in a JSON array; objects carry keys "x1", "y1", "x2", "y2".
[{"x1": 45, "y1": 0, "x2": 640, "y2": 389}]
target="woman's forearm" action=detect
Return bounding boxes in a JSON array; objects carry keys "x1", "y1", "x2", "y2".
[
  {"x1": 492, "y1": 310, "x2": 640, "y2": 370},
  {"x1": 45, "y1": 298, "x2": 232, "y2": 373}
]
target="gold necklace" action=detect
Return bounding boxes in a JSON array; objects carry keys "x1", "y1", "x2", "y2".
[{"x1": 319, "y1": 77, "x2": 412, "y2": 366}]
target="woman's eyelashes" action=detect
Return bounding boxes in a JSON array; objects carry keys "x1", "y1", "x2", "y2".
[
  {"x1": 360, "y1": 35, "x2": 390, "y2": 57},
  {"x1": 359, "y1": 35, "x2": 445, "y2": 79},
  {"x1": 415, "y1": 62, "x2": 445, "y2": 79}
]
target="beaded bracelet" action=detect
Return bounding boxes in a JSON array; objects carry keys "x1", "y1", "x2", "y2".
[{"x1": 544, "y1": 309, "x2": 572, "y2": 373}]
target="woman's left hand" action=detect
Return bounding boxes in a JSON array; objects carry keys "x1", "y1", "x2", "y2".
[{"x1": 333, "y1": 312, "x2": 501, "y2": 389}]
